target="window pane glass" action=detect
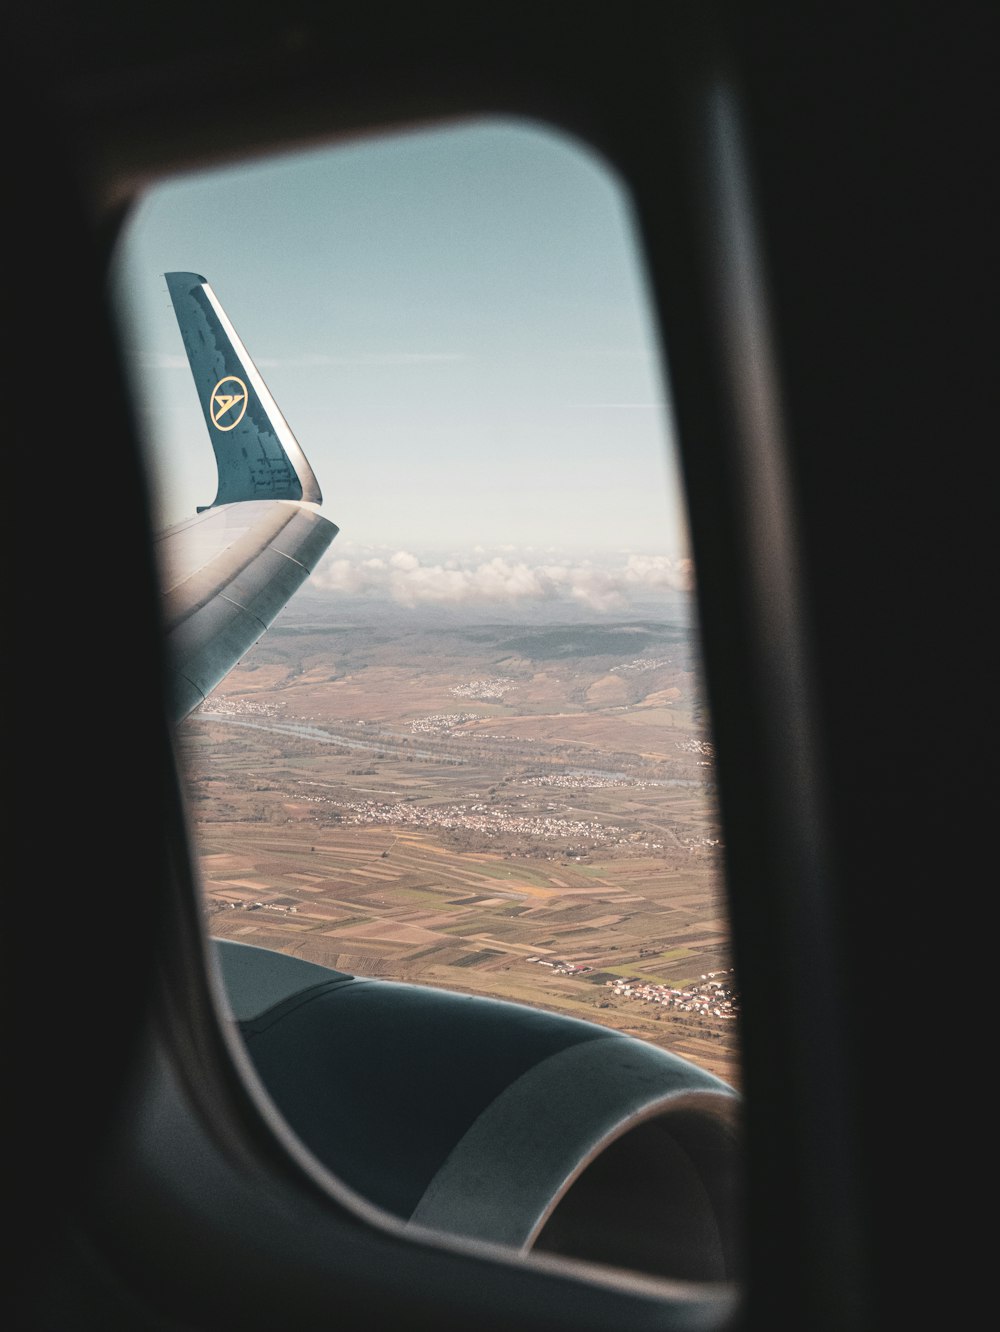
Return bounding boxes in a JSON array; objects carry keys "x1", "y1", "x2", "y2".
[{"x1": 112, "y1": 118, "x2": 740, "y2": 1282}]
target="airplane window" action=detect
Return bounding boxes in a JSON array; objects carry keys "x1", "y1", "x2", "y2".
[{"x1": 112, "y1": 118, "x2": 741, "y2": 1289}]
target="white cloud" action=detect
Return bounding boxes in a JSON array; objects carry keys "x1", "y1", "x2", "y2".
[
  {"x1": 390, "y1": 550, "x2": 421, "y2": 572},
  {"x1": 624, "y1": 553, "x2": 693, "y2": 591},
  {"x1": 312, "y1": 547, "x2": 693, "y2": 610}
]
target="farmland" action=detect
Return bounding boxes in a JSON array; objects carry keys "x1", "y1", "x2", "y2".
[{"x1": 178, "y1": 593, "x2": 739, "y2": 1086}]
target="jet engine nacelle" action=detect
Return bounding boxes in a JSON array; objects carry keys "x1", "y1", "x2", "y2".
[{"x1": 217, "y1": 940, "x2": 742, "y2": 1284}]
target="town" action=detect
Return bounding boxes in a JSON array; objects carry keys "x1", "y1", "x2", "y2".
[{"x1": 606, "y1": 969, "x2": 739, "y2": 1020}]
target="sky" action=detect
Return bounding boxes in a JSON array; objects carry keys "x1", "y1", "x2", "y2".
[{"x1": 111, "y1": 118, "x2": 693, "y2": 615}]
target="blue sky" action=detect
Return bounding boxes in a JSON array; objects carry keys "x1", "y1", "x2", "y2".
[{"x1": 111, "y1": 118, "x2": 692, "y2": 612}]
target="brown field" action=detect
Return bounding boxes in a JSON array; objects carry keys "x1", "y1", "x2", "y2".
[{"x1": 179, "y1": 601, "x2": 740, "y2": 1087}]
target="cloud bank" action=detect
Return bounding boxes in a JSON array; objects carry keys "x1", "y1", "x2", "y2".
[{"x1": 312, "y1": 547, "x2": 693, "y2": 612}]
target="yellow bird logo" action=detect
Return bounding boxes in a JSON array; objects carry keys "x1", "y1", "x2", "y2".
[{"x1": 210, "y1": 375, "x2": 248, "y2": 431}]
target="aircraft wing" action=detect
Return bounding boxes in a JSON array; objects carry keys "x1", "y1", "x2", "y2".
[{"x1": 155, "y1": 273, "x2": 338, "y2": 721}]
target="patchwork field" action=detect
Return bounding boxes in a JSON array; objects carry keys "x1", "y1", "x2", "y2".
[{"x1": 179, "y1": 596, "x2": 739, "y2": 1087}]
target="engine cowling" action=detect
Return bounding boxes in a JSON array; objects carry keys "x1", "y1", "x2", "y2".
[{"x1": 216, "y1": 939, "x2": 742, "y2": 1283}]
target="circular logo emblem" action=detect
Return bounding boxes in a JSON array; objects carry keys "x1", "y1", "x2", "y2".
[{"x1": 209, "y1": 376, "x2": 248, "y2": 431}]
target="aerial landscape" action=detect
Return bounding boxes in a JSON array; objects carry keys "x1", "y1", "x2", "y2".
[{"x1": 177, "y1": 587, "x2": 740, "y2": 1088}]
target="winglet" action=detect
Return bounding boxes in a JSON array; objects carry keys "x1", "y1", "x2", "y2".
[{"x1": 165, "y1": 272, "x2": 323, "y2": 508}]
